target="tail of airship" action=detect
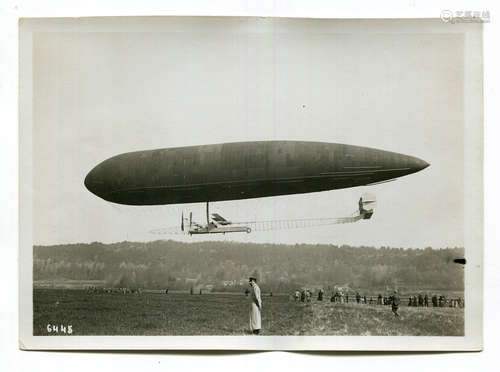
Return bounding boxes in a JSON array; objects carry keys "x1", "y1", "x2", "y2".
[{"x1": 359, "y1": 193, "x2": 376, "y2": 219}]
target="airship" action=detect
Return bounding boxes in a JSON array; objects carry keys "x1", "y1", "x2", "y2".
[{"x1": 84, "y1": 140, "x2": 429, "y2": 206}]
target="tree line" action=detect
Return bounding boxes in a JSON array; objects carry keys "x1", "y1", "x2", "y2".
[{"x1": 33, "y1": 240, "x2": 464, "y2": 292}]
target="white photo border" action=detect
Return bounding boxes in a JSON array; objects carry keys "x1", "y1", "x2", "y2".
[{"x1": 18, "y1": 16, "x2": 483, "y2": 351}]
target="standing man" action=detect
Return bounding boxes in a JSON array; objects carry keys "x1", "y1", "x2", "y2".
[
  {"x1": 391, "y1": 290, "x2": 401, "y2": 317},
  {"x1": 248, "y1": 277, "x2": 262, "y2": 335}
]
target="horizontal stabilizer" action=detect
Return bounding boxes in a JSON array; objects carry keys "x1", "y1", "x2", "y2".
[{"x1": 211, "y1": 213, "x2": 232, "y2": 225}]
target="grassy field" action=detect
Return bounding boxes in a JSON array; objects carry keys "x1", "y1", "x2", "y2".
[{"x1": 33, "y1": 289, "x2": 464, "y2": 336}]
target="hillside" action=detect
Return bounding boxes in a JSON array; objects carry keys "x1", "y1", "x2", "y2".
[{"x1": 33, "y1": 240, "x2": 464, "y2": 292}]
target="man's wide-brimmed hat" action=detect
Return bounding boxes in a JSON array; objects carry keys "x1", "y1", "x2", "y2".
[{"x1": 249, "y1": 276, "x2": 257, "y2": 281}]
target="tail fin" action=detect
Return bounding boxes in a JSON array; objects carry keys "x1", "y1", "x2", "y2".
[{"x1": 359, "y1": 193, "x2": 376, "y2": 219}]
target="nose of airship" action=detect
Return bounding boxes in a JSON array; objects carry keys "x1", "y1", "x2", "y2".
[
  {"x1": 407, "y1": 156, "x2": 430, "y2": 174},
  {"x1": 368, "y1": 148, "x2": 430, "y2": 183}
]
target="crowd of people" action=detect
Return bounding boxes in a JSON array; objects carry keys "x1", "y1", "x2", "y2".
[
  {"x1": 408, "y1": 293, "x2": 464, "y2": 308},
  {"x1": 292, "y1": 288, "x2": 464, "y2": 309},
  {"x1": 85, "y1": 286, "x2": 143, "y2": 295}
]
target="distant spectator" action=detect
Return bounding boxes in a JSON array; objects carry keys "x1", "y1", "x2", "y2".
[
  {"x1": 439, "y1": 295, "x2": 445, "y2": 307},
  {"x1": 356, "y1": 292, "x2": 361, "y2": 304},
  {"x1": 317, "y1": 289, "x2": 324, "y2": 301},
  {"x1": 391, "y1": 290, "x2": 401, "y2": 317},
  {"x1": 418, "y1": 293, "x2": 424, "y2": 307},
  {"x1": 334, "y1": 290, "x2": 340, "y2": 303},
  {"x1": 424, "y1": 294, "x2": 429, "y2": 307},
  {"x1": 377, "y1": 294, "x2": 383, "y2": 305},
  {"x1": 432, "y1": 294, "x2": 438, "y2": 307},
  {"x1": 458, "y1": 297, "x2": 464, "y2": 308}
]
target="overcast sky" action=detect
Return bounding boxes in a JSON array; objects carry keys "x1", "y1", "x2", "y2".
[{"x1": 32, "y1": 18, "x2": 465, "y2": 248}]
